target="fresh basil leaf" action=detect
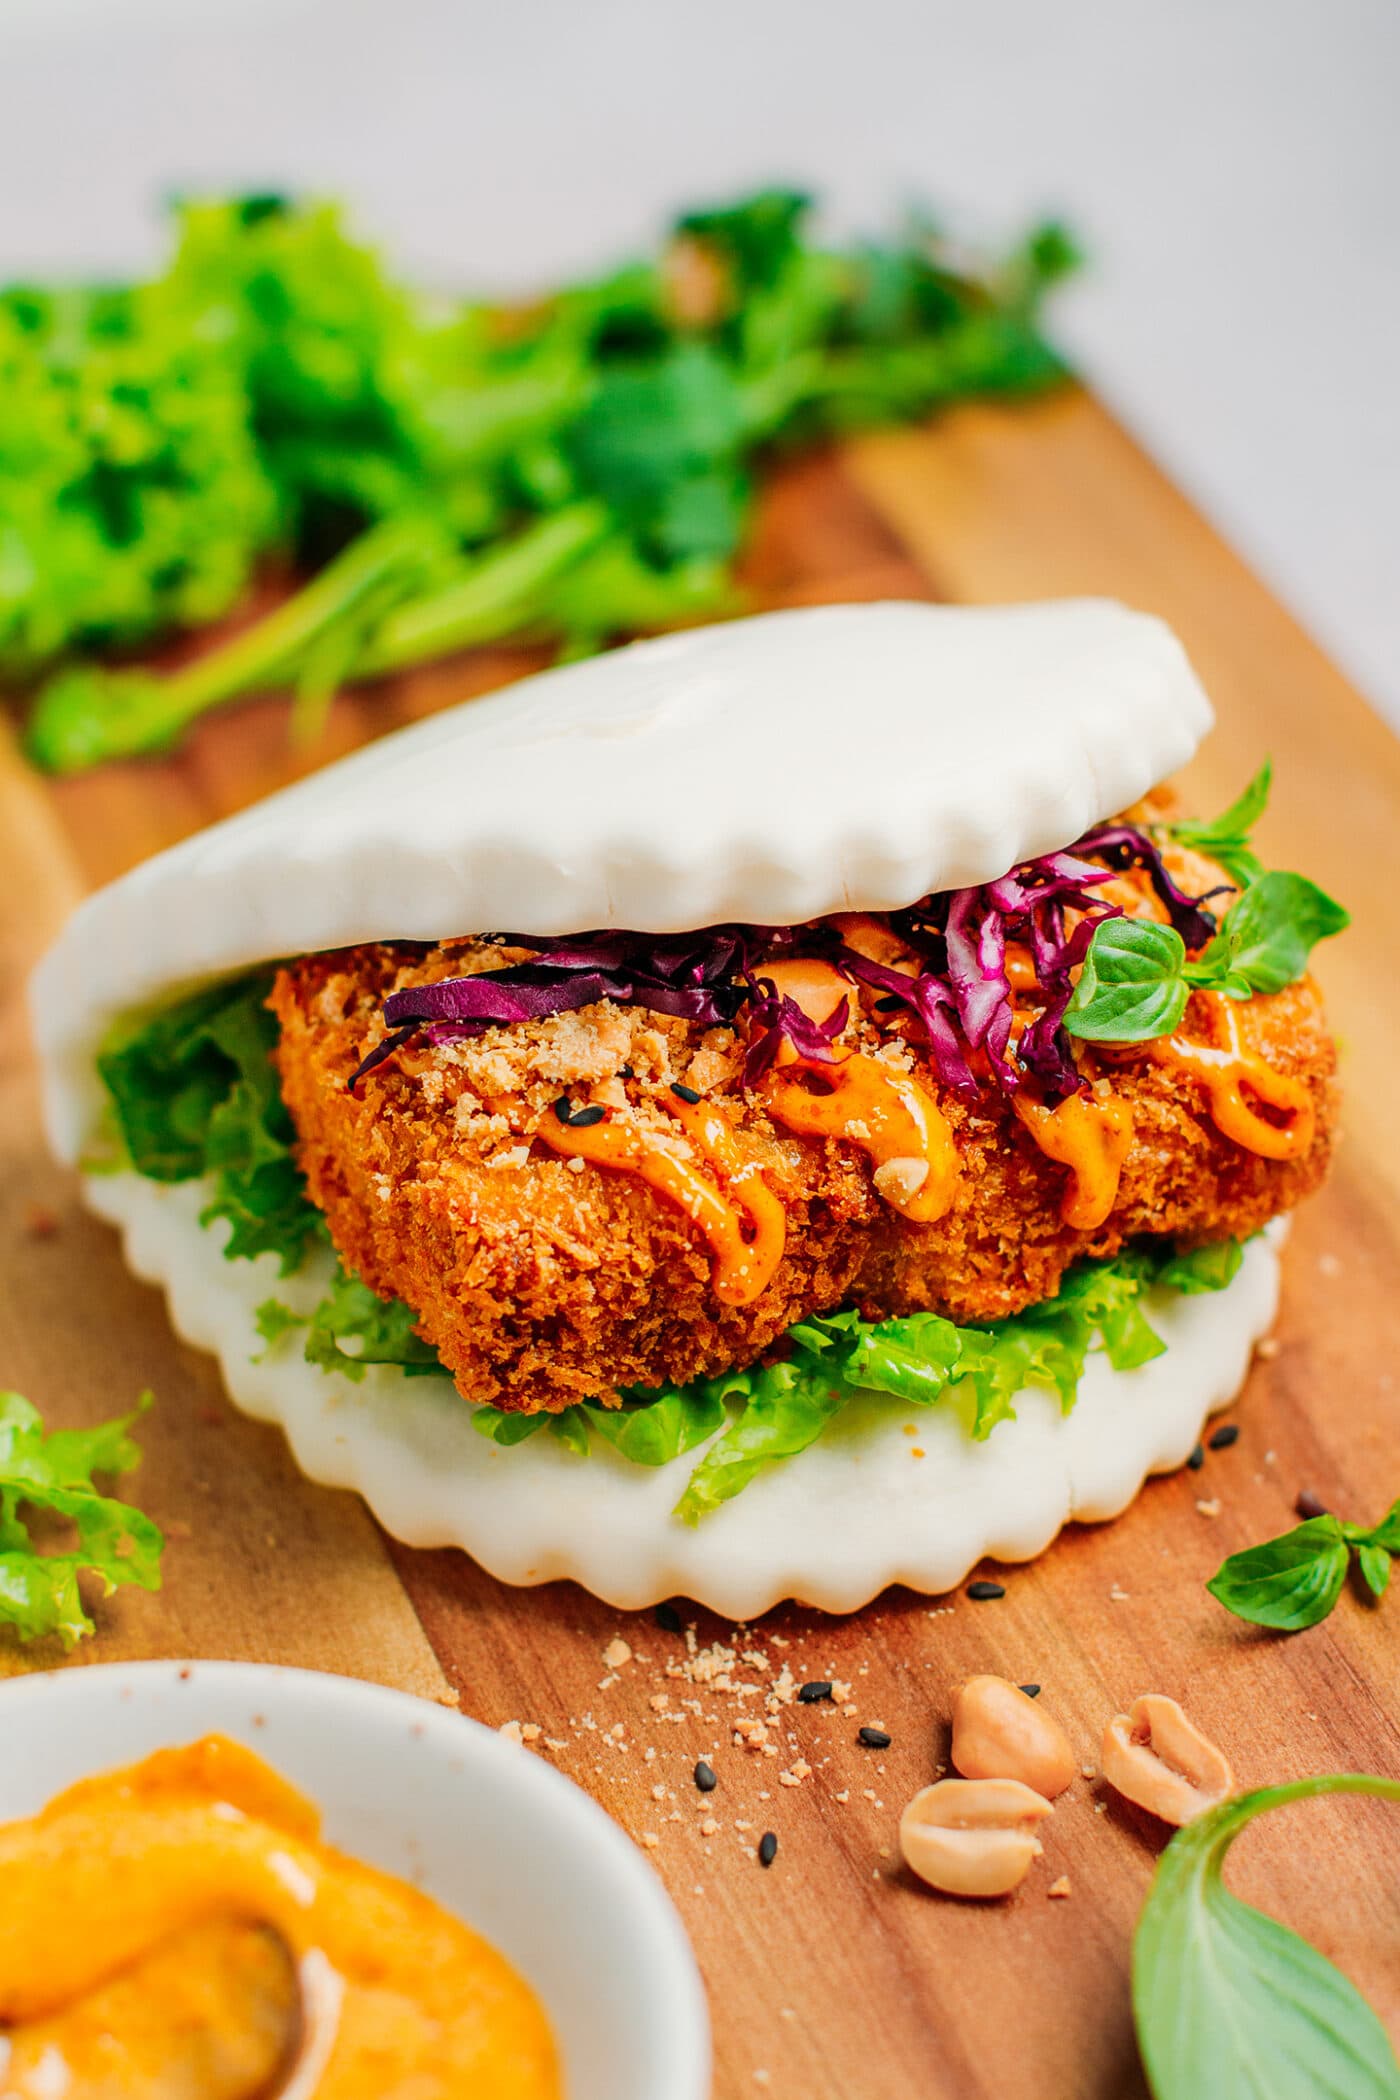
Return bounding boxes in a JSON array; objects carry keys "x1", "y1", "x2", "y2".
[
  {"x1": 1170, "y1": 761, "x2": 1273, "y2": 890},
  {"x1": 1356, "y1": 1543, "x2": 1392, "y2": 1600},
  {"x1": 1063, "y1": 917, "x2": 1190, "y2": 1042},
  {"x1": 1206, "y1": 1516, "x2": 1352, "y2": 1629},
  {"x1": 1202, "y1": 872, "x2": 1350, "y2": 997},
  {"x1": 1366, "y1": 1500, "x2": 1400, "y2": 1554},
  {"x1": 1133, "y1": 1774, "x2": 1400, "y2": 2100}
]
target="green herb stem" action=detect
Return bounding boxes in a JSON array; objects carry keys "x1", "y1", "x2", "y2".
[
  {"x1": 356, "y1": 500, "x2": 612, "y2": 673},
  {"x1": 24, "y1": 513, "x2": 446, "y2": 772}
]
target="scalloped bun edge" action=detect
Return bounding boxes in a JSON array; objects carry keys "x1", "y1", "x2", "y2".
[
  {"x1": 86, "y1": 1168, "x2": 1284, "y2": 1618},
  {"x1": 33, "y1": 599, "x2": 1212, "y2": 1165}
]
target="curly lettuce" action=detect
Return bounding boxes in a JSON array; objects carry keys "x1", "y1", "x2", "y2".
[
  {"x1": 0, "y1": 1390, "x2": 164, "y2": 1648},
  {"x1": 97, "y1": 972, "x2": 322, "y2": 1272},
  {"x1": 475, "y1": 1238, "x2": 1243, "y2": 1523}
]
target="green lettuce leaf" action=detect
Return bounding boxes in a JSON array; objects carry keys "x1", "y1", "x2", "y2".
[
  {"x1": 0, "y1": 1390, "x2": 164, "y2": 1649},
  {"x1": 97, "y1": 972, "x2": 322, "y2": 1274},
  {"x1": 474, "y1": 1237, "x2": 1241, "y2": 1521},
  {"x1": 257, "y1": 1259, "x2": 447, "y2": 1382}
]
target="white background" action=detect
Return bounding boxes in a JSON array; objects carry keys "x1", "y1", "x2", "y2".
[{"x1": 1, "y1": 0, "x2": 1395, "y2": 724}]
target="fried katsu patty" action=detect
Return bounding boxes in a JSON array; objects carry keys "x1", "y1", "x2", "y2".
[{"x1": 270, "y1": 925, "x2": 1337, "y2": 1413}]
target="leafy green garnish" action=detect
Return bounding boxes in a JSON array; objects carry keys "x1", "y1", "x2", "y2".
[
  {"x1": 1064, "y1": 870, "x2": 1349, "y2": 1044},
  {"x1": 1133, "y1": 1773, "x2": 1400, "y2": 2100},
  {"x1": 257, "y1": 1258, "x2": 446, "y2": 1382},
  {"x1": 474, "y1": 1237, "x2": 1239, "y2": 1521},
  {"x1": 1206, "y1": 1496, "x2": 1400, "y2": 1630},
  {"x1": 1168, "y1": 760, "x2": 1272, "y2": 890},
  {"x1": 97, "y1": 973, "x2": 321, "y2": 1273},
  {"x1": 11, "y1": 188, "x2": 1077, "y2": 771},
  {"x1": 0, "y1": 1390, "x2": 164, "y2": 1649}
]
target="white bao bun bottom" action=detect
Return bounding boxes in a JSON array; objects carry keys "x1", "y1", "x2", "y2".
[{"x1": 89, "y1": 1172, "x2": 1284, "y2": 1620}]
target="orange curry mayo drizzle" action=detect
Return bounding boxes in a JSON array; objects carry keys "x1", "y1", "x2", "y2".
[
  {"x1": 1013, "y1": 1090, "x2": 1134, "y2": 1232},
  {"x1": 1146, "y1": 987, "x2": 1316, "y2": 1160},
  {"x1": 749, "y1": 955, "x2": 959, "y2": 1226},
  {"x1": 533, "y1": 1092, "x2": 787, "y2": 1306}
]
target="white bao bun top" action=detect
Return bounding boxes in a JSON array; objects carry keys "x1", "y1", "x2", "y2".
[{"x1": 33, "y1": 597, "x2": 1211, "y2": 1162}]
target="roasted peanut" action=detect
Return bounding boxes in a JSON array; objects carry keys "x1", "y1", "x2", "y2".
[
  {"x1": 1101, "y1": 1693, "x2": 1235, "y2": 1825},
  {"x1": 951, "y1": 1675, "x2": 1076, "y2": 1799},
  {"x1": 899, "y1": 1777, "x2": 1052, "y2": 1897}
]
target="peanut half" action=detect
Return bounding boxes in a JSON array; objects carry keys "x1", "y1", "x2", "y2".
[
  {"x1": 1101, "y1": 1693, "x2": 1235, "y2": 1826},
  {"x1": 899, "y1": 1777, "x2": 1053, "y2": 1897},
  {"x1": 951, "y1": 1675, "x2": 1077, "y2": 1799}
]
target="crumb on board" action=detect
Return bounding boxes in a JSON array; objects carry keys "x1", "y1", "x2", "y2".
[{"x1": 1048, "y1": 1875, "x2": 1072, "y2": 1899}]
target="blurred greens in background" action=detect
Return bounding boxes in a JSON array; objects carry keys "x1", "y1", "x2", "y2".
[{"x1": 0, "y1": 190, "x2": 1078, "y2": 773}]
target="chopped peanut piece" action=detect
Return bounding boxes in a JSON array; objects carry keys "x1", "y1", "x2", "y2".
[
  {"x1": 951, "y1": 1675, "x2": 1076, "y2": 1800},
  {"x1": 1101, "y1": 1694, "x2": 1235, "y2": 1826},
  {"x1": 899, "y1": 1777, "x2": 1052, "y2": 1898}
]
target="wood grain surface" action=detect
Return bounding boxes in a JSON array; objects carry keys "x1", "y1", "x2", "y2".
[{"x1": 4, "y1": 387, "x2": 1399, "y2": 2100}]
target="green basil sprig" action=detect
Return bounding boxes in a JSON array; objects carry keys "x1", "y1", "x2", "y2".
[
  {"x1": 1167, "y1": 759, "x2": 1272, "y2": 889},
  {"x1": 1064, "y1": 869, "x2": 1349, "y2": 1044},
  {"x1": 1134, "y1": 1773, "x2": 1400, "y2": 2100},
  {"x1": 1207, "y1": 1497, "x2": 1400, "y2": 1630}
]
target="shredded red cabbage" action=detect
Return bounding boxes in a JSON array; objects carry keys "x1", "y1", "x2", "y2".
[
  {"x1": 347, "y1": 822, "x2": 1216, "y2": 1104},
  {"x1": 1075, "y1": 823, "x2": 1224, "y2": 950},
  {"x1": 742, "y1": 986, "x2": 849, "y2": 1086}
]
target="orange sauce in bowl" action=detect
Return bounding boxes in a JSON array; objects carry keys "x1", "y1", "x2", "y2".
[{"x1": 0, "y1": 1737, "x2": 559, "y2": 2100}]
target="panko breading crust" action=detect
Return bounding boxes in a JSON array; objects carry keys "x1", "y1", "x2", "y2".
[{"x1": 270, "y1": 923, "x2": 1336, "y2": 1413}]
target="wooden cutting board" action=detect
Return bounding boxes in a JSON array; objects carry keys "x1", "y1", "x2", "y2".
[{"x1": 3, "y1": 387, "x2": 1399, "y2": 2100}]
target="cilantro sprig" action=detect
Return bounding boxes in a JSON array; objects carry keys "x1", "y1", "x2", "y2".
[
  {"x1": 0, "y1": 1390, "x2": 164, "y2": 1649},
  {"x1": 12, "y1": 188, "x2": 1078, "y2": 772},
  {"x1": 1207, "y1": 1496, "x2": 1400, "y2": 1630},
  {"x1": 1134, "y1": 1774, "x2": 1400, "y2": 2100}
]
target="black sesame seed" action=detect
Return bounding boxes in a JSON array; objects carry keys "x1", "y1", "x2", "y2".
[
  {"x1": 618, "y1": 1064, "x2": 634, "y2": 1080},
  {"x1": 553, "y1": 1097, "x2": 573, "y2": 1123},
  {"x1": 694, "y1": 1760, "x2": 718, "y2": 1794},
  {"x1": 874, "y1": 995, "x2": 904, "y2": 1012},
  {"x1": 797, "y1": 1680, "x2": 833, "y2": 1704},
  {"x1": 569, "y1": 1104, "x2": 606, "y2": 1129},
  {"x1": 1186, "y1": 1442, "x2": 1206, "y2": 1471},
  {"x1": 654, "y1": 1600, "x2": 683, "y2": 1634},
  {"x1": 1209, "y1": 1424, "x2": 1240, "y2": 1451},
  {"x1": 967, "y1": 1580, "x2": 1006, "y2": 1602},
  {"x1": 758, "y1": 1831, "x2": 778, "y2": 1868},
  {"x1": 1296, "y1": 1489, "x2": 1329, "y2": 1520},
  {"x1": 1019, "y1": 1684, "x2": 1041, "y2": 1699},
  {"x1": 671, "y1": 1082, "x2": 703, "y2": 1104},
  {"x1": 857, "y1": 1726, "x2": 892, "y2": 1749}
]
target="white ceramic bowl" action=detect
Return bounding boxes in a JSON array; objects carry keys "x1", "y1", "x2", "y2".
[{"x1": 0, "y1": 1659, "x2": 710, "y2": 2100}]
